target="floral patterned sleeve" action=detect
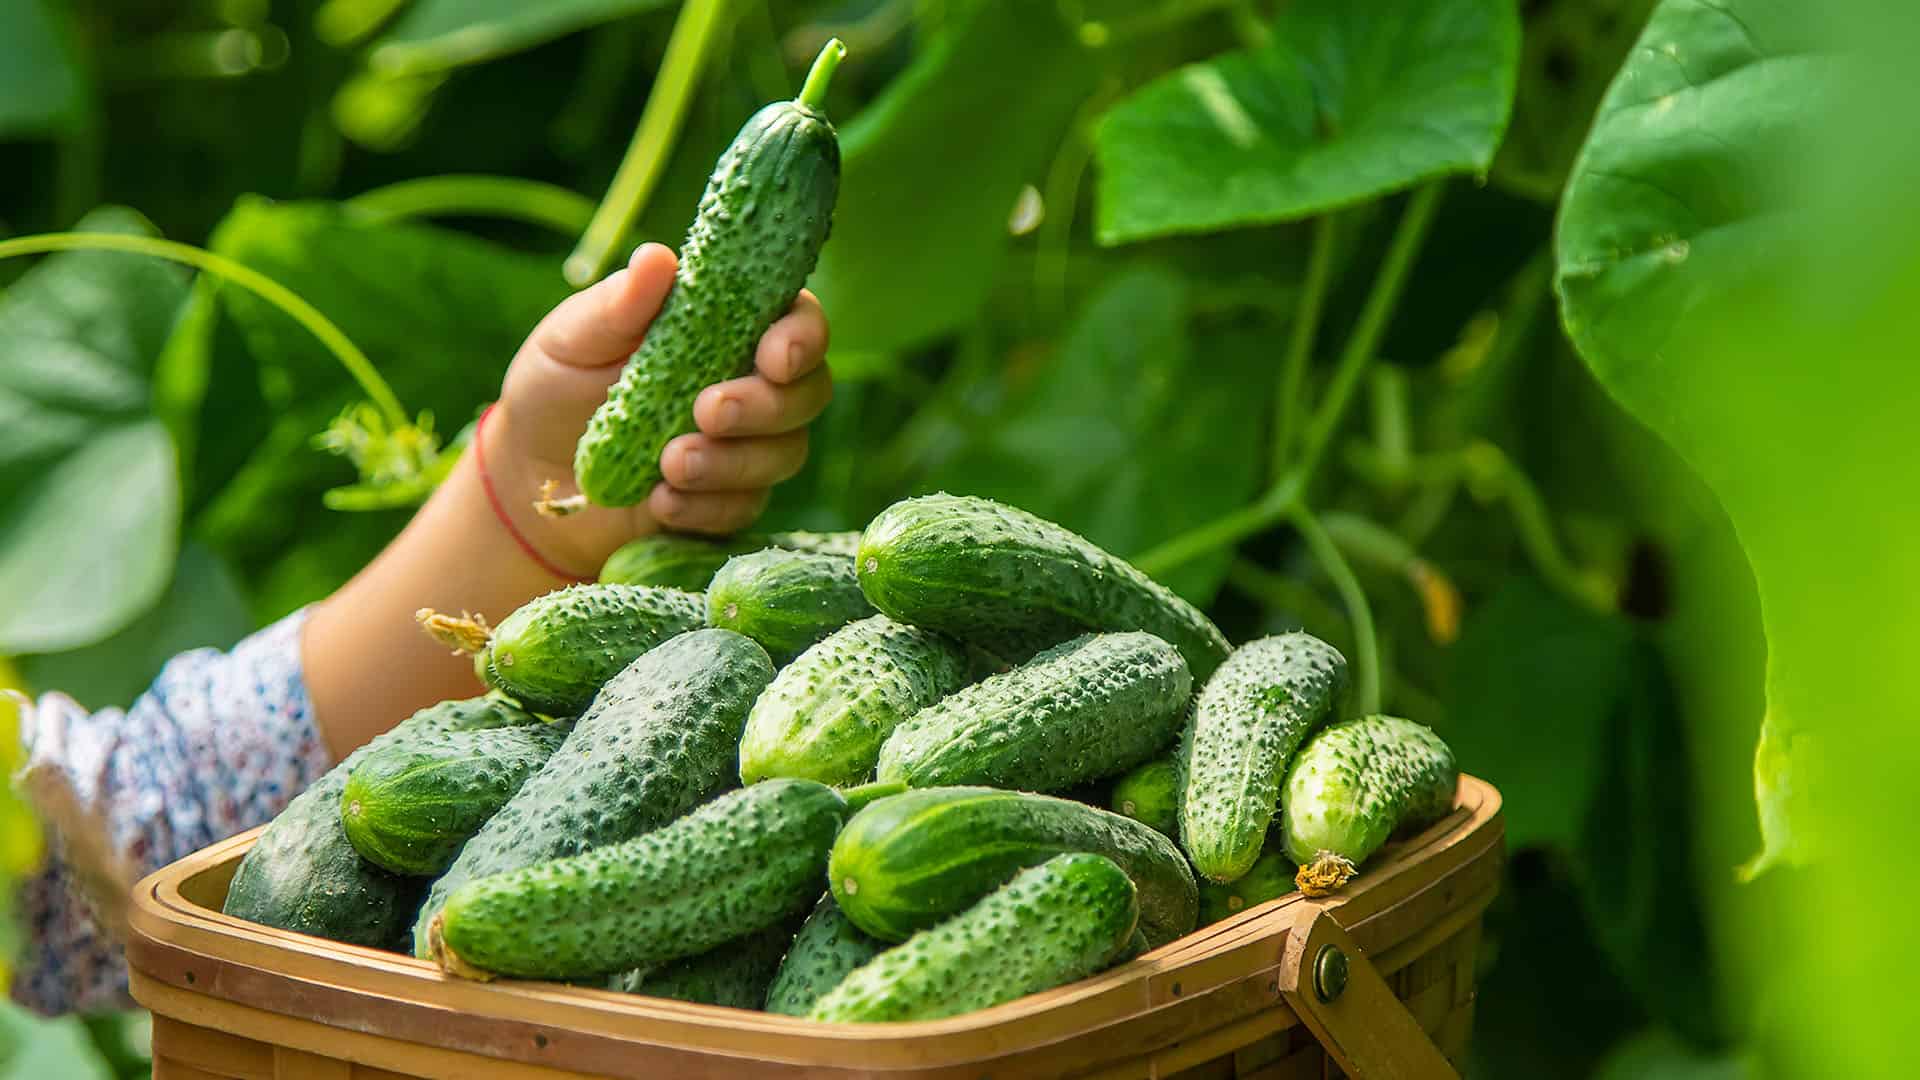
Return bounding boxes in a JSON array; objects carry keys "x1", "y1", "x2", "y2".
[{"x1": 9, "y1": 609, "x2": 331, "y2": 1016}]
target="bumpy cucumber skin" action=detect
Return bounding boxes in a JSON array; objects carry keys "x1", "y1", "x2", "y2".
[
  {"x1": 439, "y1": 779, "x2": 846, "y2": 979},
  {"x1": 856, "y1": 494, "x2": 1232, "y2": 678},
  {"x1": 764, "y1": 530, "x2": 862, "y2": 557},
  {"x1": 573, "y1": 98, "x2": 839, "y2": 507},
  {"x1": 876, "y1": 632, "x2": 1192, "y2": 794},
  {"x1": 1279, "y1": 714, "x2": 1457, "y2": 868},
  {"x1": 829, "y1": 785, "x2": 1197, "y2": 948},
  {"x1": 480, "y1": 584, "x2": 705, "y2": 716},
  {"x1": 610, "y1": 923, "x2": 794, "y2": 1009},
  {"x1": 223, "y1": 695, "x2": 537, "y2": 950},
  {"x1": 739, "y1": 615, "x2": 968, "y2": 786},
  {"x1": 414, "y1": 629, "x2": 774, "y2": 956},
  {"x1": 1180, "y1": 633, "x2": 1347, "y2": 883},
  {"x1": 1110, "y1": 757, "x2": 1180, "y2": 838},
  {"x1": 340, "y1": 722, "x2": 569, "y2": 877},
  {"x1": 1198, "y1": 851, "x2": 1296, "y2": 925},
  {"x1": 764, "y1": 893, "x2": 886, "y2": 1016},
  {"x1": 808, "y1": 853, "x2": 1138, "y2": 1023},
  {"x1": 706, "y1": 549, "x2": 874, "y2": 662},
  {"x1": 600, "y1": 531, "x2": 865, "y2": 591}
]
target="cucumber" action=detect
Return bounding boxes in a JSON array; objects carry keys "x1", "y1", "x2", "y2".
[
  {"x1": 599, "y1": 530, "x2": 862, "y2": 591},
  {"x1": 431, "y1": 779, "x2": 846, "y2": 980},
  {"x1": 1110, "y1": 757, "x2": 1179, "y2": 838},
  {"x1": 1180, "y1": 633, "x2": 1347, "y2": 883},
  {"x1": 1198, "y1": 851, "x2": 1296, "y2": 924},
  {"x1": 417, "y1": 584, "x2": 706, "y2": 716},
  {"x1": 856, "y1": 494, "x2": 1231, "y2": 678},
  {"x1": 609, "y1": 924, "x2": 793, "y2": 1009},
  {"x1": 1279, "y1": 714, "x2": 1457, "y2": 896},
  {"x1": 765, "y1": 530, "x2": 862, "y2": 558},
  {"x1": 739, "y1": 615, "x2": 968, "y2": 786},
  {"x1": 706, "y1": 549, "x2": 874, "y2": 662},
  {"x1": 223, "y1": 695, "x2": 537, "y2": 949},
  {"x1": 764, "y1": 893, "x2": 886, "y2": 1016},
  {"x1": 827, "y1": 786, "x2": 1197, "y2": 948},
  {"x1": 570, "y1": 42, "x2": 845, "y2": 508},
  {"x1": 807, "y1": 853, "x2": 1137, "y2": 1023},
  {"x1": 413, "y1": 629, "x2": 774, "y2": 956},
  {"x1": 340, "y1": 721, "x2": 569, "y2": 877},
  {"x1": 876, "y1": 632, "x2": 1191, "y2": 793}
]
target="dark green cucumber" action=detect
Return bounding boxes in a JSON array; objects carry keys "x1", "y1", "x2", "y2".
[
  {"x1": 1180, "y1": 633, "x2": 1347, "y2": 883},
  {"x1": 340, "y1": 721, "x2": 569, "y2": 877},
  {"x1": 706, "y1": 549, "x2": 874, "y2": 662},
  {"x1": 856, "y1": 494, "x2": 1232, "y2": 678},
  {"x1": 413, "y1": 629, "x2": 774, "y2": 956},
  {"x1": 1280, "y1": 714, "x2": 1457, "y2": 896},
  {"x1": 433, "y1": 779, "x2": 846, "y2": 980},
  {"x1": 609, "y1": 924, "x2": 794, "y2": 1009},
  {"x1": 739, "y1": 615, "x2": 968, "y2": 786},
  {"x1": 453, "y1": 584, "x2": 706, "y2": 716},
  {"x1": 1110, "y1": 757, "x2": 1179, "y2": 838},
  {"x1": 764, "y1": 893, "x2": 886, "y2": 1016},
  {"x1": 876, "y1": 632, "x2": 1191, "y2": 793},
  {"x1": 223, "y1": 695, "x2": 537, "y2": 949},
  {"x1": 1198, "y1": 851, "x2": 1296, "y2": 924},
  {"x1": 598, "y1": 531, "x2": 863, "y2": 591},
  {"x1": 765, "y1": 530, "x2": 862, "y2": 557},
  {"x1": 808, "y1": 853, "x2": 1137, "y2": 1023},
  {"x1": 572, "y1": 42, "x2": 845, "y2": 507},
  {"x1": 827, "y1": 786, "x2": 1197, "y2": 947}
]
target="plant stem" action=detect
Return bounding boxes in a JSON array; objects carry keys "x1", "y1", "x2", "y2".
[
  {"x1": 1461, "y1": 441, "x2": 1615, "y2": 612},
  {"x1": 1134, "y1": 473, "x2": 1303, "y2": 577},
  {"x1": 1320, "y1": 510, "x2": 1462, "y2": 645},
  {"x1": 796, "y1": 37, "x2": 847, "y2": 111},
  {"x1": 1226, "y1": 557, "x2": 1351, "y2": 650},
  {"x1": 1295, "y1": 183, "x2": 1443, "y2": 478},
  {"x1": 0, "y1": 232, "x2": 407, "y2": 429},
  {"x1": 1289, "y1": 505, "x2": 1382, "y2": 714},
  {"x1": 1271, "y1": 213, "x2": 1337, "y2": 479},
  {"x1": 346, "y1": 175, "x2": 596, "y2": 234},
  {"x1": 564, "y1": 0, "x2": 738, "y2": 288}
]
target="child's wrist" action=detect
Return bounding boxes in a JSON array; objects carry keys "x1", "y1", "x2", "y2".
[{"x1": 473, "y1": 404, "x2": 599, "y2": 581}]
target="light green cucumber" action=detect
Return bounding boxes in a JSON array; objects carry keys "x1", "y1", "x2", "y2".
[
  {"x1": 609, "y1": 924, "x2": 794, "y2": 1009},
  {"x1": 599, "y1": 530, "x2": 863, "y2": 591},
  {"x1": 1110, "y1": 757, "x2": 1179, "y2": 838},
  {"x1": 1198, "y1": 851, "x2": 1296, "y2": 924},
  {"x1": 763, "y1": 893, "x2": 886, "y2": 1016},
  {"x1": 1279, "y1": 714, "x2": 1457, "y2": 896},
  {"x1": 707, "y1": 549, "x2": 875, "y2": 662}
]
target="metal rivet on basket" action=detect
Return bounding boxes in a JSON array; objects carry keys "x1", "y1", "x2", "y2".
[{"x1": 1313, "y1": 945, "x2": 1348, "y2": 1003}]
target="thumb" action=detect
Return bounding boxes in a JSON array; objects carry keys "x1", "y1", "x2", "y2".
[{"x1": 527, "y1": 243, "x2": 678, "y2": 369}]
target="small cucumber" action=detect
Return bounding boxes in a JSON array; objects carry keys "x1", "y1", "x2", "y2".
[
  {"x1": 432, "y1": 779, "x2": 847, "y2": 980},
  {"x1": 739, "y1": 615, "x2": 968, "y2": 786},
  {"x1": 223, "y1": 695, "x2": 537, "y2": 950},
  {"x1": 807, "y1": 853, "x2": 1137, "y2": 1023},
  {"x1": 763, "y1": 893, "x2": 886, "y2": 1016},
  {"x1": 418, "y1": 584, "x2": 705, "y2": 716},
  {"x1": 1279, "y1": 714, "x2": 1457, "y2": 896},
  {"x1": 599, "y1": 530, "x2": 863, "y2": 591},
  {"x1": 571, "y1": 42, "x2": 845, "y2": 508},
  {"x1": 1109, "y1": 757, "x2": 1179, "y2": 838},
  {"x1": 707, "y1": 549, "x2": 875, "y2": 662},
  {"x1": 856, "y1": 494, "x2": 1232, "y2": 678},
  {"x1": 610, "y1": 924, "x2": 794, "y2": 1009},
  {"x1": 1198, "y1": 851, "x2": 1296, "y2": 925},
  {"x1": 827, "y1": 786, "x2": 1197, "y2": 948},
  {"x1": 1180, "y1": 633, "x2": 1347, "y2": 883},
  {"x1": 340, "y1": 721, "x2": 569, "y2": 876},
  {"x1": 876, "y1": 632, "x2": 1191, "y2": 793},
  {"x1": 414, "y1": 629, "x2": 774, "y2": 956}
]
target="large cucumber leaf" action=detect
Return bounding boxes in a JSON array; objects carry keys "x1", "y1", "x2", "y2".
[
  {"x1": 1092, "y1": 0, "x2": 1520, "y2": 244},
  {"x1": 0, "y1": 209, "x2": 189, "y2": 654},
  {"x1": 368, "y1": 0, "x2": 674, "y2": 76}
]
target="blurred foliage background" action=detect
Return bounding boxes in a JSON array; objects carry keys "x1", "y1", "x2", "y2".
[{"x1": 1, "y1": 0, "x2": 1914, "y2": 1075}]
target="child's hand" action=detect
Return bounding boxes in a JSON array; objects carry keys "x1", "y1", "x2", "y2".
[{"x1": 488, "y1": 242, "x2": 832, "y2": 576}]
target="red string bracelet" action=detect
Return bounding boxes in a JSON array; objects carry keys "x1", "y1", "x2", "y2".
[{"x1": 473, "y1": 404, "x2": 589, "y2": 583}]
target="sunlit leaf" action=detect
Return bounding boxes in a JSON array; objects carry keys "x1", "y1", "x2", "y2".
[
  {"x1": 369, "y1": 0, "x2": 674, "y2": 76},
  {"x1": 1092, "y1": 0, "x2": 1520, "y2": 243}
]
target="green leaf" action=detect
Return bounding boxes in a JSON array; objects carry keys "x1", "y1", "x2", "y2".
[
  {"x1": 0, "y1": 1002, "x2": 114, "y2": 1079},
  {"x1": 0, "y1": 0, "x2": 84, "y2": 139},
  {"x1": 0, "y1": 208, "x2": 189, "y2": 653},
  {"x1": 920, "y1": 265, "x2": 1265, "y2": 604},
  {"x1": 806, "y1": 1, "x2": 1101, "y2": 353},
  {"x1": 1092, "y1": 0, "x2": 1520, "y2": 243},
  {"x1": 369, "y1": 0, "x2": 674, "y2": 76}
]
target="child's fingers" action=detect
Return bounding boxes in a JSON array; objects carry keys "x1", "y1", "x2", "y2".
[
  {"x1": 660, "y1": 430, "x2": 809, "y2": 493},
  {"x1": 527, "y1": 243, "x2": 678, "y2": 370},
  {"x1": 693, "y1": 364, "x2": 832, "y2": 437},
  {"x1": 646, "y1": 485, "x2": 771, "y2": 536},
  {"x1": 754, "y1": 290, "x2": 829, "y2": 384}
]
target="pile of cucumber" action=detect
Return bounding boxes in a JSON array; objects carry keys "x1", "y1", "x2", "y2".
[
  {"x1": 224, "y1": 491, "x2": 1459, "y2": 1022},
  {"x1": 220, "y1": 42, "x2": 1459, "y2": 1023}
]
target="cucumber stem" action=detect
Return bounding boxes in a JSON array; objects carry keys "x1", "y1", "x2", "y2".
[
  {"x1": 1295, "y1": 851, "x2": 1357, "y2": 898},
  {"x1": 426, "y1": 915, "x2": 497, "y2": 982},
  {"x1": 796, "y1": 37, "x2": 847, "y2": 112},
  {"x1": 841, "y1": 780, "x2": 907, "y2": 814},
  {"x1": 415, "y1": 608, "x2": 492, "y2": 655}
]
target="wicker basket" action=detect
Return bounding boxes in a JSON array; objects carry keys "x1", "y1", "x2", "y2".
[{"x1": 128, "y1": 775, "x2": 1503, "y2": 1079}]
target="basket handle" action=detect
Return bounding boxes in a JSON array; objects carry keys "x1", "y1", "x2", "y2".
[{"x1": 1276, "y1": 905, "x2": 1460, "y2": 1080}]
